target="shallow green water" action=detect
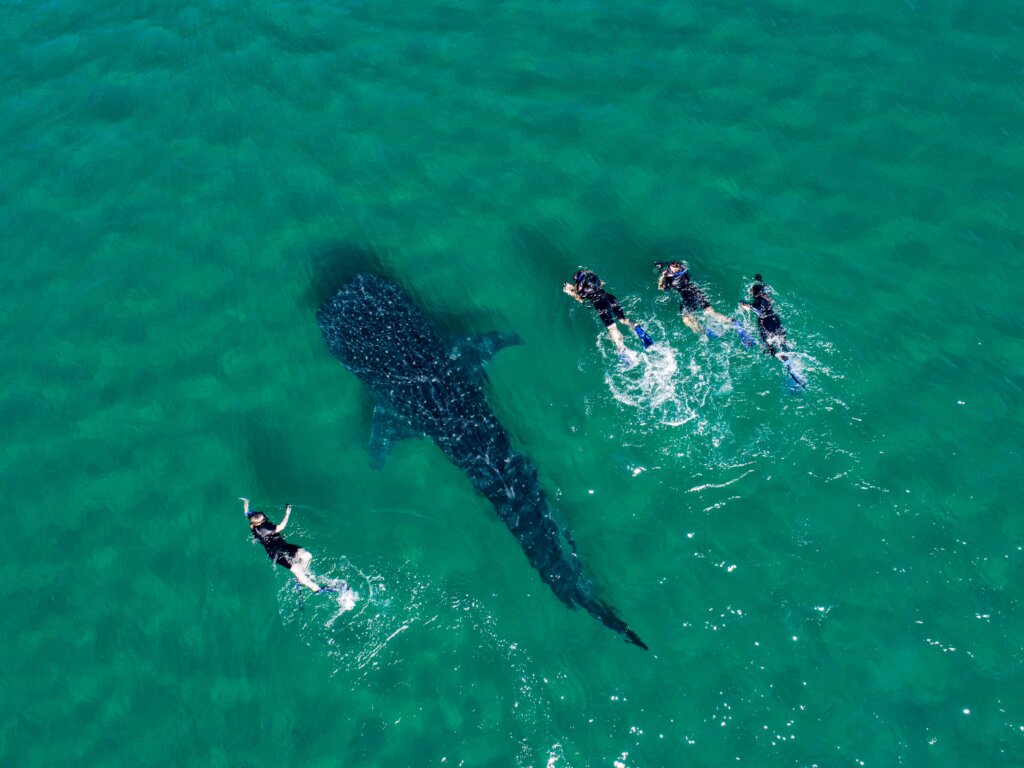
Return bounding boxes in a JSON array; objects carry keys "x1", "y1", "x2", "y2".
[{"x1": 3, "y1": 0, "x2": 1024, "y2": 765}]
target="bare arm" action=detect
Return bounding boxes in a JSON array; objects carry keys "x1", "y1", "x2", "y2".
[
  {"x1": 239, "y1": 497, "x2": 250, "y2": 515},
  {"x1": 562, "y1": 283, "x2": 584, "y2": 303},
  {"x1": 275, "y1": 504, "x2": 292, "y2": 533}
]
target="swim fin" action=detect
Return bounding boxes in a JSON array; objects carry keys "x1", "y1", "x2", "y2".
[
  {"x1": 732, "y1": 319, "x2": 755, "y2": 348},
  {"x1": 705, "y1": 327, "x2": 720, "y2": 340},
  {"x1": 780, "y1": 354, "x2": 806, "y2": 389},
  {"x1": 634, "y1": 325, "x2": 654, "y2": 349}
]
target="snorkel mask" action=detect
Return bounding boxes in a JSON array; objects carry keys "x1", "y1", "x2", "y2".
[
  {"x1": 574, "y1": 270, "x2": 600, "y2": 291},
  {"x1": 653, "y1": 260, "x2": 688, "y2": 275}
]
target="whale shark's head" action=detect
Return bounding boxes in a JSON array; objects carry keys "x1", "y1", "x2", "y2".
[{"x1": 317, "y1": 274, "x2": 442, "y2": 383}]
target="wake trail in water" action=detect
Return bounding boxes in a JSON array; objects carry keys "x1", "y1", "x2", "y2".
[
  {"x1": 590, "y1": 296, "x2": 856, "y2": 478},
  {"x1": 276, "y1": 557, "x2": 569, "y2": 766},
  {"x1": 598, "y1": 316, "x2": 736, "y2": 447}
]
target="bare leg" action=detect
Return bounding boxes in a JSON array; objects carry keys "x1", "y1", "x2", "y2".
[
  {"x1": 291, "y1": 565, "x2": 320, "y2": 592},
  {"x1": 681, "y1": 314, "x2": 702, "y2": 334},
  {"x1": 606, "y1": 324, "x2": 626, "y2": 352},
  {"x1": 290, "y1": 549, "x2": 320, "y2": 592},
  {"x1": 705, "y1": 307, "x2": 732, "y2": 325}
]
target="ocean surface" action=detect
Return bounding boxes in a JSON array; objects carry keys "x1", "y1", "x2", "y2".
[{"x1": 3, "y1": 0, "x2": 1023, "y2": 765}]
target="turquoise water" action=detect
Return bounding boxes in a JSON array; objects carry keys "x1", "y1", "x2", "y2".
[{"x1": 3, "y1": 0, "x2": 1024, "y2": 765}]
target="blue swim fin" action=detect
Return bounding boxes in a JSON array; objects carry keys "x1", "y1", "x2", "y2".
[
  {"x1": 732, "y1": 320, "x2": 755, "y2": 348},
  {"x1": 634, "y1": 325, "x2": 654, "y2": 349},
  {"x1": 705, "y1": 327, "x2": 720, "y2": 340},
  {"x1": 781, "y1": 354, "x2": 806, "y2": 389}
]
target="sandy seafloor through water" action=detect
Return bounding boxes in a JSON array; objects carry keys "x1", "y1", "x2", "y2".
[{"x1": 2, "y1": 0, "x2": 1024, "y2": 765}]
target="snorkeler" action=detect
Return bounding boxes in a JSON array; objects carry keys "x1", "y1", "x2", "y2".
[
  {"x1": 563, "y1": 270, "x2": 653, "y2": 352},
  {"x1": 241, "y1": 498, "x2": 324, "y2": 593},
  {"x1": 737, "y1": 274, "x2": 789, "y2": 357},
  {"x1": 655, "y1": 261, "x2": 732, "y2": 335}
]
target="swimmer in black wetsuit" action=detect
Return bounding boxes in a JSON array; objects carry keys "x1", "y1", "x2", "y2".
[
  {"x1": 563, "y1": 270, "x2": 643, "y2": 353},
  {"x1": 241, "y1": 498, "x2": 322, "y2": 593},
  {"x1": 738, "y1": 274, "x2": 789, "y2": 357},
  {"x1": 656, "y1": 261, "x2": 732, "y2": 335}
]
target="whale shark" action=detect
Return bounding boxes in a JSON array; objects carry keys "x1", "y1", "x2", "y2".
[{"x1": 317, "y1": 273, "x2": 647, "y2": 649}]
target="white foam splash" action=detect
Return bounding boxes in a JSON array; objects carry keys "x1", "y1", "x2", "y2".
[{"x1": 598, "y1": 316, "x2": 734, "y2": 439}]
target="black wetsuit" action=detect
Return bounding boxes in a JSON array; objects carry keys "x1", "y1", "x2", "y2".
[
  {"x1": 745, "y1": 294, "x2": 788, "y2": 356},
  {"x1": 576, "y1": 273, "x2": 626, "y2": 328},
  {"x1": 252, "y1": 519, "x2": 300, "y2": 568},
  {"x1": 661, "y1": 270, "x2": 711, "y2": 313}
]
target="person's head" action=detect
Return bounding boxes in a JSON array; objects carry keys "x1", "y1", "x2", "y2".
[
  {"x1": 248, "y1": 511, "x2": 266, "y2": 526},
  {"x1": 574, "y1": 270, "x2": 601, "y2": 291},
  {"x1": 751, "y1": 273, "x2": 764, "y2": 296}
]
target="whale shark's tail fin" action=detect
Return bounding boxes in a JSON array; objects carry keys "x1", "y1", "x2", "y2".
[
  {"x1": 578, "y1": 594, "x2": 649, "y2": 650},
  {"x1": 624, "y1": 628, "x2": 649, "y2": 650}
]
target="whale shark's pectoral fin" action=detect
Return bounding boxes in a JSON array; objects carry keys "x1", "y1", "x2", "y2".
[
  {"x1": 368, "y1": 404, "x2": 420, "y2": 469},
  {"x1": 449, "y1": 332, "x2": 523, "y2": 384}
]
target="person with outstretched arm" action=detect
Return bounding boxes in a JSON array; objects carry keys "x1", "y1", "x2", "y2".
[
  {"x1": 241, "y1": 498, "x2": 325, "y2": 593},
  {"x1": 563, "y1": 269, "x2": 654, "y2": 353}
]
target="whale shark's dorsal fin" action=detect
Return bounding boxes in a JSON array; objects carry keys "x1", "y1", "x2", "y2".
[
  {"x1": 448, "y1": 331, "x2": 523, "y2": 385},
  {"x1": 369, "y1": 404, "x2": 421, "y2": 469}
]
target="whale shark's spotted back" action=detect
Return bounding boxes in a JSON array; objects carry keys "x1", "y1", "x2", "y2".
[
  {"x1": 317, "y1": 273, "x2": 447, "y2": 385},
  {"x1": 316, "y1": 273, "x2": 648, "y2": 649}
]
